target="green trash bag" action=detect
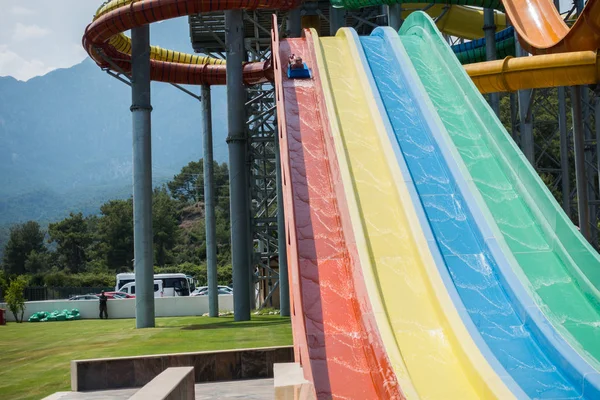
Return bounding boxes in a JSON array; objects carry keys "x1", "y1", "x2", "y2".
[
  {"x1": 37, "y1": 311, "x2": 48, "y2": 319},
  {"x1": 40, "y1": 318, "x2": 48, "y2": 322},
  {"x1": 71, "y1": 309, "x2": 79, "y2": 316},
  {"x1": 28, "y1": 315, "x2": 40, "y2": 322},
  {"x1": 47, "y1": 315, "x2": 57, "y2": 321},
  {"x1": 72, "y1": 314, "x2": 81, "y2": 320}
]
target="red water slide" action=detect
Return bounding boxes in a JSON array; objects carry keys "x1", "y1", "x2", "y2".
[
  {"x1": 82, "y1": 0, "x2": 301, "y2": 85},
  {"x1": 271, "y1": 19, "x2": 402, "y2": 400}
]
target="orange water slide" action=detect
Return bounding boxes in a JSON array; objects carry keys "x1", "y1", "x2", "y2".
[
  {"x1": 271, "y1": 22, "x2": 403, "y2": 399},
  {"x1": 505, "y1": 0, "x2": 600, "y2": 54}
]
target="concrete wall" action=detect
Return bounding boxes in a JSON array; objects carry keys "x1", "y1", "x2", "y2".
[
  {"x1": 71, "y1": 346, "x2": 295, "y2": 391},
  {"x1": 0, "y1": 295, "x2": 233, "y2": 322}
]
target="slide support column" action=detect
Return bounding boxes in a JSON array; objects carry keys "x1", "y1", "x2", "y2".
[
  {"x1": 387, "y1": 4, "x2": 402, "y2": 31},
  {"x1": 558, "y1": 87, "x2": 571, "y2": 217},
  {"x1": 514, "y1": 33, "x2": 534, "y2": 164},
  {"x1": 131, "y1": 25, "x2": 155, "y2": 329},
  {"x1": 484, "y1": 9, "x2": 499, "y2": 117},
  {"x1": 203, "y1": 84, "x2": 219, "y2": 317},
  {"x1": 226, "y1": 9, "x2": 251, "y2": 321},
  {"x1": 571, "y1": 86, "x2": 591, "y2": 240}
]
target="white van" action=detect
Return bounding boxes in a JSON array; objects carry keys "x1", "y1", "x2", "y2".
[
  {"x1": 116, "y1": 273, "x2": 191, "y2": 297},
  {"x1": 119, "y1": 280, "x2": 164, "y2": 298}
]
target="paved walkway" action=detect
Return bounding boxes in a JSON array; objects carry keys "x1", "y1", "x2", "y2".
[{"x1": 44, "y1": 378, "x2": 274, "y2": 400}]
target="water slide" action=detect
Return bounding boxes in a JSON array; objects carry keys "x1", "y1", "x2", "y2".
[
  {"x1": 398, "y1": 7, "x2": 600, "y2": 378},
  {"x1": 360, "y1": 23, "x2": 600, "y2": 398},
  {"x1": 271, "y1": 24, "x2": 402, "y2": 400},
  {"x1": 275, "y1": 25, "x2": 517, "y2": 399}
]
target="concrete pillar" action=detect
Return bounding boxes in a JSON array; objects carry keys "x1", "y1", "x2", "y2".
[
  {"x1": 558, "y1": 87, "x2": 571, "y2": 217},
  {"x1": 330, "y1": 7, "x2": 345, "y2": 36},
  {"x1": 289, "y1": 8, "x2": 302, "y2": 38},
  {"x1": 514, "y1": 31, "x2": 534, "y2": 164},
  {"x1": 225, "y1": 10, "x2": 251, "y2": 321},
  {"x1": 484, "y1": 9, "x2": 500, "y2": 116},
  {"x1": 571, "y1": 86, "x2": 591, "y2": 240},
  {"x1": 202, "y1": 85, "x2": 218, "y2": 317},
  {"x1": 387, "y1": 4, "x2": 402, "y2": 31},
  {"x1": 131, "y1": 25, "x2": 155, "y2": 329},
  {"x1": 275, "y1": 132, "x2": 290, "y2": 317}
]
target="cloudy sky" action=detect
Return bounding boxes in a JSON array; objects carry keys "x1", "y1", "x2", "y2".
[{"x1": 0, "y1": 0, "x2": 576, "y2": 81}]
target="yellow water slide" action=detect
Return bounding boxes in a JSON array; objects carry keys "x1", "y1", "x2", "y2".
[
  {"x1": 403, "y1": 4, "x2": 506, "y2": 40},
  {"x1": 311, "y1": 27, "x2": 514, "y2": 399}
]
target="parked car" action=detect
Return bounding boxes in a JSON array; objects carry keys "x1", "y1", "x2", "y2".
[
  {"x1": 68, "y1": 295, "x2": 99, "y2": 300},
  {"x1": 97, "y1": 291, "x2": 135, "y2": 299},
  {"x1": 191, "y1": 287, "x2": 233, "y2": 296}
]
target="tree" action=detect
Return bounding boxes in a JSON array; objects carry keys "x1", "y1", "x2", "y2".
[
  {"x1": 96, "y1": 199, "x2": 134, "y2": 271},
  {"x1": 5, "y1": 276, "x2": 28, "y2": 323},
  {"x1": 153, "y1": 186, "x2": 180, "y2": 267},
  {"x1": 167, "y1": 159, "x2": 230, "y2": 210},
  {"x1": 2, "y1": 221, "x2": 47, "y2": 275},
  {"x1": 48, "y1": 212, "x2": 92, "y2": 273},
  {"x1": 23, "y1": 250, "x2": 50, "y2": 274}
]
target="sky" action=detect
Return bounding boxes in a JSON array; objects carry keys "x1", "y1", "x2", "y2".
[{"x1": 0, "y1": 0, "x2": 577, "y2": 81}]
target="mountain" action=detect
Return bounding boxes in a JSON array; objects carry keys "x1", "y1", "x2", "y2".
[{"x1": 0, "y1": 17, "x2": 229, "y2": 227}]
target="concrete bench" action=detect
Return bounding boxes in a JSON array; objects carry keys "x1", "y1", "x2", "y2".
[{"x1": 129, "y1": 367, "x2": 194, "y2": 400}]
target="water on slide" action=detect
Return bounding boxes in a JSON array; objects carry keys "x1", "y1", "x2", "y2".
[
  {"x1": 312, "y1": 28, "x2": 513, "y2": 399},
  {"x1": 359, "y1": 26, "x2": 587, "y2": 398},
  {"x1": 399, "y1": 12, "x2": 600, "y2": 367}
]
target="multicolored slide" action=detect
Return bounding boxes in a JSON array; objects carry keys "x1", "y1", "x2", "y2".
[{"x1": 274, "y1": 10, "x2": 600, "y2": 400}]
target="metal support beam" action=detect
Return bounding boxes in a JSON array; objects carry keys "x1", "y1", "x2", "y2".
[
  {"x1": 275, "y1": 131, "x2": 289, "y2": 317},
  {"x1": 202, "y1": 85, "x2": 218, "y2": 317},
  {"x1": 571, "y1": 86, "x2": 591, "y2": 240},
  {"x1": 558, "y1": 86, "x2": 571, "y2": 217},
  {"x1": 514, "y1": 32, "x2": 534, "y2": 163},
  {"x1": 484, "y1": 9, "x2": 499, "y2": 117},
  {"x1": 330, "y1": 7, "x2": 345, "y2": 35},
  {"x1": 131, "y1": 25, "x2": 155, "y2": 329},
  {"x1": 226, "y1": 9, "x2": 251, "y2": 321}
]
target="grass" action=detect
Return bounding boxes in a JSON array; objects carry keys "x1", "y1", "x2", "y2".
[{"x1": 0, "y1": 315, "x2": 292, "y2": 400}]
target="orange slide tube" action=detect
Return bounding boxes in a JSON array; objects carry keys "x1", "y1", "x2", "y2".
[
  {"x1": 466, "y1": 51, "x2": 600, "y2": 94},
  {"x1": 82, "y1": 0, "x2": 300, "y2": 85},
  {"x1": 505, "y1": 0, "x2": 600, "y2": 55}
]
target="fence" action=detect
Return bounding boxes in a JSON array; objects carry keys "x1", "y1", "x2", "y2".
[{"x1": 7, "y1": 287, "x2": 115, "y2": 302}]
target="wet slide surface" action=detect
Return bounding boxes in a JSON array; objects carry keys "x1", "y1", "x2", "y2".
[
  {"x1": 274, "y1": 33, "x2": 400, "y2": 399},
  {"x1": 360, "y1": 27, "x2": 586, "y2": 398},
  {"x1": 313, "y1": 28, "x2": 513, "y2": 399},
  {"x1": 399, "y1": 12, "x2": 600, "y2": 370}
]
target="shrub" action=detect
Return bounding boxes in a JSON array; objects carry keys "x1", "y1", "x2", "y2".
[{"x1": 6, "y1": 276, "x2": 28, "y2": 323}]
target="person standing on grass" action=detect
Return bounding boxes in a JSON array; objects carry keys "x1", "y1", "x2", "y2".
[{"x1": 99, "y1": 290, "x2": 108, "y2": 319}]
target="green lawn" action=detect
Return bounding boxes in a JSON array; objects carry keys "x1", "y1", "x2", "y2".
[{"x1": 0, "y1": 315, "x2": 292, "y2": 400}]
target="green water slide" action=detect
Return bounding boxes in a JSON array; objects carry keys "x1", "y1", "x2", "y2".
[{"x1": 398, "y1": 11, "x2": 600, "y2": 366}]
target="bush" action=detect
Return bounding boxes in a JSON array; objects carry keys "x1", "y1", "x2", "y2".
[{"x1": 6, "y1": 276, "x2": 28, "y2": 323}]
